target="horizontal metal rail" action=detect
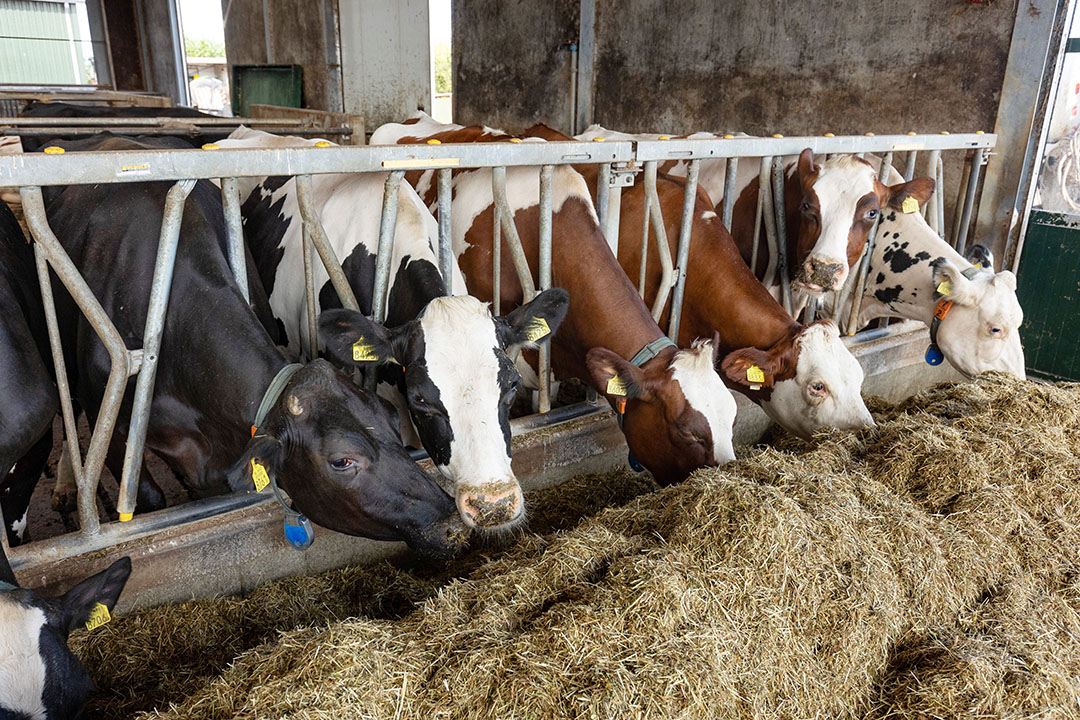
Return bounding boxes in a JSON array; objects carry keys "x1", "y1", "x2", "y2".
[{"x1": 1, "y1": 116, "x2": 352, "y2": 127}]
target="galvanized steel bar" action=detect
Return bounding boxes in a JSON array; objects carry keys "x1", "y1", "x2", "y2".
[
  {"x1": 538, "y1": 165, "x2": 554, "y2": 413},
  {"x1": 302, "y1": 212, "x2": 319, "y2": 360},
  {"x1": 0, "y1": 141, "x2": 633, "y2": 187},
  {"x1": 117, "y1": 178, "x2": 196, "y2": 521},
  {"x1": 759, "y1": 157, "x2": 780, "y2": 290},
  {"x1": 491, "y1": 166, "x2": 537, "y2": 302},
  {"x1": 493, "y1": 188, "x2": 502, "y2": 316},
  {"x1": 846, "y1": 152, "x2": 894, "y2": 335},
  {"x1": 721, "y1": 156, "x2": 738, "y2": 229},
  {"x1": 668, "y1": 159, "x2": 700, "y2": 342},
  {"x1": 21, "y1": 186, "x2": 132, "y2": 536},
  {"x1": 935, "y1": 154, "x2": 946, "y2": 237},
  {"x1": 371, "y1": 171, "x2": 405, "y2": 324},
  {"x1": 437, "y1": 168, "x2": 453, "y2": 293},
  {"x1": 750, "y1": 159, "x2": 766, "y2": 276},
  {"x1": 642, "y1": 160, "x2": 674, "y2": 321},
  {"x1": 596, "y1": 162, "x2": 611, "y2": 250},
  {"x1": 294, "y1": 174, "x2": 360, "y2": 312},
  {"x1": 219, "y1": 177, "x2": 249, "y2": 303},
  {"x1": 770, "y1": 156, "x2": 792, "y2": 315},
  {"x1": 954, "y1": 148, "x2": 984, "y2": 252},
  {"x1": 903, "y1": 150, "x2": 917, "y2": 182},
  {"x1": 637, "y1": 177, "x2": 651, "y2": 298},
  {"x1": 950, "y1": 153, "x2": 973, "y2": 249},
  {"x1": 924, "y1": 149, "x2": 941, "y2": 230}
]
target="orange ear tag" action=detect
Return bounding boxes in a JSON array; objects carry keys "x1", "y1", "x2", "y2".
[{"x1": 615, "y1": 396, "x2": 626, "y2": 414}]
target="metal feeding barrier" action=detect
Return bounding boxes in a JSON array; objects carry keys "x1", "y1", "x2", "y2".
[
  {"x1": 0, "y1": 138, "x2": 631, "y2": 558},
  {"x1": 0, "y1": 129, "x2": 995, "y2": 563}
]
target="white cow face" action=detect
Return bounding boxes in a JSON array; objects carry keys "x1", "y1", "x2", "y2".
[
  {"x1": 721, "y1": 322, "x2": 874, "y2": 438},
  {"x1": 0, "y1": 557, "x2": 131, "y2": 720},
  {"x1": 319, "y1": 289, "x2": 570, "y2": 532},
  {"x1": 932, "y1": 262, "x2": 1025, "y2": 379}
]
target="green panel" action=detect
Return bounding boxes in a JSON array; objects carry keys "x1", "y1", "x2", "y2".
[
  {"x1": 0, "y1": 0, "x2": 91, "y2": 84},
  {"x1": 1017, "y1": 210, "x2": 1080, "y2": 381},
  {"x1": 230, "y1": 64, "x2": 303, "y2": 117}
]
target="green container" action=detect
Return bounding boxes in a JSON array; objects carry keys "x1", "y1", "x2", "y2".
[
  {"x1": 230, "y1": 64, "x2": 302, "y2": 117},
  {"x1": 1016, "y1": 209, "x2": 1080, "y2": 381}
]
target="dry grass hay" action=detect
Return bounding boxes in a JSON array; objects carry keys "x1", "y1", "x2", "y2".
[{"x1": 69, "y1": 373, "x2": 1080, "y2": 719}]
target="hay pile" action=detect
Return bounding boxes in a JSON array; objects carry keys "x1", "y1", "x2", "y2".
[{"x1": 73, "y1": 373, "x2": 1080, "y2": 719}]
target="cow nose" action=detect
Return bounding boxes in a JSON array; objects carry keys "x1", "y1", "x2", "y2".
[
  {"x1": 457, "y1": 483, "x2": 524, "y2": 530},
  {"x1": 801, "y1": 258, "x2": 846, "y2": 290}
]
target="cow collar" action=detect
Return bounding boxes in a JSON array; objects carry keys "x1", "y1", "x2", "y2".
[
  {"x1": 617, "y1": 336, "x2": 677, "y2": 473},
  {"x1": 250, "y1": 363, "x2": 315, "y2": 550},
  {"x1": 926, "y1": 266, "x2": 981, "y2": 366},
  {"x1": 0, "y1": 580, "x2": 16, "y2": 593}
]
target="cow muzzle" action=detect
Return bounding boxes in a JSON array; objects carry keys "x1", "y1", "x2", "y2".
[
  {"x1": 457, "y1": 481, "x2": 525, "y2": 531},
  {"x1": 798, "y1": 257, "x2": 847, "y2": 293}
]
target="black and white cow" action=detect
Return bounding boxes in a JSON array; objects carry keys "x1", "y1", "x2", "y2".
[
  {"x1": 217, "y1": 127, "x2": 569, "y2": 532},
  {"x1": 0, "y1": 551, "x2": 131, "y2": 720},
  {"x1": 0, "y1": 200, "x2": 57, "y2": 547},
  {"x1": 39, "y1": 134, "x2": 468, "y2": 558},
  {"x1": 837, "y1": 169, "x2": 1024, "y2": 378}
]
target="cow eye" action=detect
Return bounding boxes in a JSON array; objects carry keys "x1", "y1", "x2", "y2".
[
  {"x1": 809, "y1": 381, "x2": 828, "y2": 398},
  {"x1": 866, "y1": 209, "x2": 879, "y2": 221},
  {"x1": 329, "y1": 457, "x2": 355, "y2": 470},
  {"x1": 800, "y1": 202, "x2": 812, "y2": 214},
  {"x1": 988, "y1": 325, "x2": 1004, "y2": 337}
]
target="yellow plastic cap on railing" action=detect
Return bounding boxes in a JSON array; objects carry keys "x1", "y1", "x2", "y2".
[
  {"x1": 823, "y1": 133, "x2": 835, "y2": 138},
  {"x1": 43, "y1": 146, "x2": 65, "y2": 155},
  {"x1": 772, "y1": 133, "x2": 783, "y2": 138},
  {"x1": 658, "y1": 135, "x2": 671, "y2": 140},
  {"x1": 119, "y1": 512, "x2": 133, "y2": 522},
  {"x1": 315, "y1": 141, "x2": 332, "y2": 147},
  {"x1": 591, "y1": 136, "x2": 605, "y2": 142},
  {"x1": 426, "y1": 139, "x2": 441, "y2": 145},
  {"x1": 509, "y1": 138, "x2": 523, "y2": 143},
  {"x1": 201, "y1": 143, "x2": 219, "y2": 150}
]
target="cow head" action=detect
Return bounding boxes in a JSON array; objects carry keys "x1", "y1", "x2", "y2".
[
  {"x1": 720, "y1": 322, "x2": 874, "y2": 438},
  {"x1": 229, "y1": 359, "x2": 468, "y2": 560},
  {"x1": 588, "y1": 340, "x2": 737, "y2": 485},
  {"x1": 319, "y1": 289, "x2": 570, "y2": 533},
  {"x1": 0, "y1": 556, "x2": 131, "y2": 720},
  {"x1": 931, "y1": 261, "x2": 1025, "y2": 378},
  {"x1": 794, "y1": 149, "x2": 934, "y2": 294}
]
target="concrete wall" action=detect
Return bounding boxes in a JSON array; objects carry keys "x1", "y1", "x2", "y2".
[
  {"x1": 220, "y1": 0, "x2": 342, "y2": 112},
  {"x1": 453, "y1": 0, "x2": 1017, "y2": 137}
]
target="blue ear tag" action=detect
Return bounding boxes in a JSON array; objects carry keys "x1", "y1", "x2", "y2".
[
  {"x1": 924, "y1": 344, "x2": 944, "y2": 366},
  {"x1": 627, "y1": 451, "x2": 645, "y2": 473},
  {"x1": 284, "y1": 514, "x2": 315, "y2": 549}
]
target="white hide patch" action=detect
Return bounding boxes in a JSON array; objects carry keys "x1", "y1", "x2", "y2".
[
  {"x1": 763, "y1": 323, "x2": 873, "y2": 437},
  {"x1": 669, "y1": 341, "x2": 737, "y2": 465},
  {"x1": 0, "y1": 600, "x2": 48, "y2": 720},
  {"x1": 806, "y1": 155, "x2": 877, "y2": 269},
  {"x1": 10, "y1": 510, "x2": 26, "y2": 541},
  {"x1": 419, "y1": 296, "x2": 516, "y2": 492}
]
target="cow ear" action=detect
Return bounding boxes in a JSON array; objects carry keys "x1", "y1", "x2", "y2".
[
  {"x1": 931, "y1": 259, "x2": 980, "y2": 306},
  {"x1": 318, "y1": 309, "x2": 398, "y2": 368},
  {"x1": 885, "y1": 176, "x2": 935, "y2": 213},
  {"x1": 720, "y1": 347, "x2": 778, "y2": 389},
  {"x1": 586, "y1": 347, "x2": 654, "y2": 403},
  {"x1": 227, "y1": 433, "x2": 286, "y2": 493},
  {"x1": 797, "y1": 148, "x2": 818, "y2": 191},
  {"x1": 58, "y1": 557, "x2": 132, "y2": 636},
  {"x1": 992, "y1": 270, "x2": 1017, "y2": 292},
  {"x1": 499, "y1": 288, "x2": 570, "y2": 351}
]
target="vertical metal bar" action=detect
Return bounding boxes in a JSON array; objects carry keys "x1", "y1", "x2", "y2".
[
  {"x1": 903, "y1": 151, "x2": 917, "y2": 182},
  {"x1": 220, "y1": 177, "x2": 249, "y2": 303},
  {"x1": 954, "y1": 148, "x2": 984, "y2": 253},
  {"x1": 950, "y1": 152, "x2": 973, "y2": 249},
  {"x1": 492, "y1": 185, "x2": 502, "y2": 316},
  {"x1": 538, "y1": 165, "x2": 553, "y2": 413},
  {"x1": 295, "y1": 174, "x2": 359, "y2": 312},
  {"x1": 638, "y1": 176, "x2": 651, "y2": 298},
  {"x1": 924, "y1": 149, "x2": 941, "y2": 229},
  {"x1": 642, "y1": 160, "x2": 674, "y2": 321},
  {"x1": 721, "y1": 156, "x2": 738, "y2": 230},
  {"x1": 759, "y1": 157, "x2": 779, "y2": 289},
  {"x1": 302, "y1": 213, "x2": 319, "y2": 360},
  {"x1": 33, "y1": 244, "x2": 85, "y2": 520},
  {"x1": 668, "y1": 159, "x2": 699, "y2": 343},
  {"x1": 372, "y1": 171, "x2": 404, "y2": 324},
  {"x1": 117, "y1": 178, "x2": 196, "y2": 522},
  {"x1": 491, "y1": 166, "x2": 537, "y2": 301},
  {"x1": 750, "y1": 159, "x2": 766, "y2": 276},
  {"x1": 437, "y1": 168, "x2": 453, "y2": 293},
  {"x1": 596, "y1": 162, "x2": 611, "y2": 249},
  {"x1": 845, "y1": 153, "x2": 893, "y2": 334},
  {"x1": 935, "y1": 155, "x2": 946, "y2": 238},
  {"x1": 770, "y1": 156, "x2": 792, "y2": 315},
  {"x1": 22, "y1": 186, "x2": 135, "y2": 536}
]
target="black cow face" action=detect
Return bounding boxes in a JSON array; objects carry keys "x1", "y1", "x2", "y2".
[
  {"x1": 0, "y1": 557, "x2": 131, "y2": 720},
  {"x1": 317, "y1": 288, "x2": 570, "y2": 531},
  {"x1": 228, "y1": 359, "x2": 468, "y2": 559}
]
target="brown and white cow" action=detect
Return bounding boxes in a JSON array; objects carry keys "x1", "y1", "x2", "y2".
[
  {"x1": 542, "y1": 125, "x2": 874, "y2": 437},
  {"x1": 370, "y1": 113, "x2": 737, "y2": 484}
]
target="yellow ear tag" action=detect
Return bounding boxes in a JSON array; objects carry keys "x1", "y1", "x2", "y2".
[
  {"x1": 251, "y1": 459, "x2": 270, "y2": 492},
  {"x1": 352, "y1": 338, "x2": 378, "y2": 362},
  {"x1": 524, "y1": 317, "x2": 550, "y2": 343},
  {"x1": 606, "y1": 375, "x2": 628, "y2": 397},
  {"x1": 85, "y1": 602, "x2": 111, "y2": 631},
  {"x1": 936, "y1": 280, "x2": 952, "y2": 296},
  {"x1": 902, "y1": 196, "x2": 919, "y2": 214},
  {"x1": 746, "y1": 365, "x2": 765, "y2": 384}
]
